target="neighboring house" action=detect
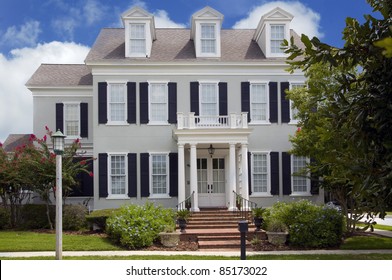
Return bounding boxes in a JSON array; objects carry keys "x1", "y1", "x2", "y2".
[
  {"x1": 26, "y1": 6, "x2": 324, "y2": 211},
  {"x1": 2, "y1": 134, "x2": 31, "y2": 153}
]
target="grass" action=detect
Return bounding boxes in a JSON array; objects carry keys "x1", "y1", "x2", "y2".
[
  {"x1": 341, "y1": 236, "x2": 392, "y2": 250},
  {"x1": 0, "y1": 231, "x2": 123, "y2": 252}
]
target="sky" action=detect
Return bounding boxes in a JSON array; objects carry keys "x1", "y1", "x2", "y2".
[{"x1": 0, "y1": 0, "x2": 376, "y2": 143}]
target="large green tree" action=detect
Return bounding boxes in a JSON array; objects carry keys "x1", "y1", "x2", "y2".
[{"x1": 284, "y1": 0, "x2": 392, "y2": 231}]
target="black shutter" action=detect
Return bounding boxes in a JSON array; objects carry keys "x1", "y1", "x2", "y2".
[
  {"x1": 140, "y1": 153, "x2": 150, "y2": 197},
  {"x1": 98, "y1": 82, "x2": 107, "y2": 124},
  {"x1": 55, "y1": 103, "x2": 64, "y2": 133},
  {"x1": 80, "y1": 103, "x2": 88, "y2": 138},
  {"x1": 241, "y1": 82, "x2": 250, "y2": 122},
  {"x1": 282, "y1": 152, "x2": 292, "y2": 195},
  {"x1": 219, "y1": 82, "x2": 228, "y2": 116},
  {"x1": 190, "y1": 82, "x2": 199, "y2": 116},
  {"x1": 69, "y1": 158, "x2": 93, "y2": 197},
  {"x1": 127, "y1": 82, "x2": 136, "y2": 124},
  {"x1": 270, "y1": 152, "x2": 279, "y2": 195},
  {"x1": 310, "y1": 158, "x2": 320, "y2": 195},
  {"x1": 168, "y1": 82, "x2": 177, "y2": 124},
  {"x1": 140, "y1": 82, "x2": 149, "y2": 124},
  {"x1": 98, "y1": 153, "x2": 108, "y2": 198},
  {"x1": 248, "y1": 152, "x2": 252, "y2": 196},
  {"x1": 269, "y1": 82, "x2": 278, "y2": 123},
  {"x1": 169, "y1": 153, "x2": 178, "y2": 197},
  {"x1": 128, "y1": 153, "x2": 137, "y2": 197},
  {"x1": 281, "y1": 82, "x2": 290, "y2": 123}
]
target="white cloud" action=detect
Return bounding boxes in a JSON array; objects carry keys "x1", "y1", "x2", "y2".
[
  {"x1": 0, "y1": 42, "x2": 90, "y2": 143},
  {"x1": 84, "y1": 0, "x2": 108, "y2": 25},
  {"x1": 233, "y1": 1, "x2": 323, "y2": 38},
  {"x1": 153, "y1": 10, "x2": 186, "y2": 28},
  {"x1": 0, "y1": 21, "x2": 42, "y2": 48}
]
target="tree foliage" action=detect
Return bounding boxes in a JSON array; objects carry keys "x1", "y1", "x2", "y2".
[{"x1": 284, "y1": 0, "x2": 392, "y2": 232}]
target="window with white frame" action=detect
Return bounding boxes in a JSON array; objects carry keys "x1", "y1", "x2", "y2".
[
  {"x1": 109, "y1": 154, "x2": 127, "y2": 196},
  {"x1": 250, "y1": 83, "x2": 269, "y2": 123},
  {"x1": 270, "y1": 24, "x2": 285, "y2": 54},
  {"x1": 149, "y1": 83, "x2": 168, "y2": 123},
  {"x1": 64, "y1": 103, "x2": 80, "y2": 137},
  {"x1": 292, "y1": 155, "x2": 310, "y2": 193},
  {"x1": 108, "y1": 83, "x2": 126, "y2": 123},
  {"x1": 252, "y1": 153, "x2": 269, "y2": 194},
  {"x1": 200, "y1": 83, "x2": 218, "y2": 120},
  {"x1": 130, "y1": 23, "x2": 146, "y2": 55},
  {"x1": 290, "y1": 83, "x2": 305, "y2": 123},
  {"x1": 201, "y1": 24, "x2": 216, "y2": 54},
  {"x1": 150, "y1": 154, "x2": 169, "y2": 196}
]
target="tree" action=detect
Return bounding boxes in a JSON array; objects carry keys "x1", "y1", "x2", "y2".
[{"x1": 284, "y1": 0, "x2": 392, "y2": 232}]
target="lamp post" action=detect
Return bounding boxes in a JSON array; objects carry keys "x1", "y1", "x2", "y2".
[{"x1": 52, "y1": 130, "x2": 66, "y2": 260}]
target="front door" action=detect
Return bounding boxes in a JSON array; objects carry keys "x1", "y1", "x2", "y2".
[{"x1": 198, "y1": 157, "x2": 226, "y2": 207}]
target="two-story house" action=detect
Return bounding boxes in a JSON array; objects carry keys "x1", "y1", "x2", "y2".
[{"x1": 26, "y1": 6, "x2": 324, "y2": 211}]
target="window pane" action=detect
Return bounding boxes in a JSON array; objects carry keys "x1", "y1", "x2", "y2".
[
  {"x1": 152, "y1": 154, "x2": 167, "y2": 195},
  {"x1": 110, "y1": 155, "x2": 126, "y2": 195},
  {"x1": 201, "y1": 25, "x2": 215, "y2": 39},
  {"x1": 251, "y1": 84, "x2": 268, "y2": 121},
  {"x1": 292, "y1": 156, "x2": 308, "y2": 192},
  {"x1": 64, "y1": 104, "x2": 79, "y2": 136},
  {"x1": 109, "y1": 84, "x2": 126, "y2": 122},
  {"x1": 130, "y1": 24, "x2": 146, "y2": 54},
  {"x1": 149, "y1": 84, "x2": 167, "y2": 122},
  {"x1": 271, "y1": 25, "x2": 285, "y2": 53},
  {"x1": 253, "y1": 154, "x2": 268, "y2": 193}
]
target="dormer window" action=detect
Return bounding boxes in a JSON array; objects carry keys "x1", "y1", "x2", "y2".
[
  {"x1": 130, "y1": 23, "x2": 146, "y2": 55},
  {"x1": 270, "y1": 24, "x2": 285, "y2": 54},
  {"x1": 191, "y1": 7, "x2": 223, "y2": 58},
  {"x1": 201, "y1": 23, "x2": 216, "y2": 54}
]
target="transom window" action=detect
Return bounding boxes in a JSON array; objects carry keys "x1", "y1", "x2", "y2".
[
  {"x1": 250, "y1": 83, "x2": 269, "y2": 123},
  {"x1": 151, "y1": 154, "x2": 169, "y2": 196},
  {"x1": 108, "y1": 83, "x2": 126, "y2": 123},
  {"x1": 252, "y1": 153, "x2": 269, "y2": 193},
  {"x1": 130, "y1": 23, "x2": 146, "y2": 55},
  {"x1": 109, "y1": 155, "x2": 126, "y2": 196},
  {"x1": 149, "y1": 83, "x2": 168, "y2": 123},
  {"x1": 64, "y1": 103, "x2": 79, "y2": 137},
  {"x1": 270, "y1": 24, "x2": 285, "y2": 53},
  {"x1": 292, "y1": 155, "x2": 309, "y2": 193},
  {"x1": 201, "y1": 24, "x2": 216, "y2": 53}
]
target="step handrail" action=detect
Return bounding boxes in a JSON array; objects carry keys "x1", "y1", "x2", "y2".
[
  {"x1": 176, "y1": 191, "x2": 195, "y2": 211},
  {"x1": 233, "y1": 190, "x2": 257, "y2": 223}
]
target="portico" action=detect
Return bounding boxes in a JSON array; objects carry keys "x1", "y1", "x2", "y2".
[{"x1": 174, "y1": 112, "x2": 252, "y2": 211}]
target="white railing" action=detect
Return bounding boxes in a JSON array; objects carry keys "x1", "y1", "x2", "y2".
[{"x1": 177, "y1": 112, "x2": 248, "y2": 129}]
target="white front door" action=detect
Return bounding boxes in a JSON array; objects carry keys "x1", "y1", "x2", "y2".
[{"x1": 198, "y1": 157, "x2": 226, "y2": 207}]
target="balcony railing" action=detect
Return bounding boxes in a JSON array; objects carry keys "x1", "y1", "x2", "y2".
[{"x1": 177, "y1": 112, "x2": 248, "y2": 129}]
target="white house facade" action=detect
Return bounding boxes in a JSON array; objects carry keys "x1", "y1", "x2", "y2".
[{"x1": 26, "y1": 6, "x2": 324, "y2": 211}]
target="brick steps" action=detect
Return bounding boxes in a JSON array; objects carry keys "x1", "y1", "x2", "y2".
[{"x1": 179, "y1": 209, "x2": 257, "y2": 250}]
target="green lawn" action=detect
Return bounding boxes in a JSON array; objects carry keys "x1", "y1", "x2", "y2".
[
  {"x1": 0, "y1": 231, "x2": 123, "y2": 252},
  {"x1": 341, "y1": 236, "x2": 392, "y2": 250}
]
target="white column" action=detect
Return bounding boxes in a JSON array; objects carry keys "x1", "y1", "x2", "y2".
[
  {"x1": 228, "y1": 143, "x2": 237, "y2": 211},
  {"x1": 190, "y1": 143, "x2": 199, "y2": 211},
  {"x1": 178, "y1": 144, "x2": 185, "y2": 207},
  {"x1": 241, "y1": 144, "x2": 249, "y2": 206}
]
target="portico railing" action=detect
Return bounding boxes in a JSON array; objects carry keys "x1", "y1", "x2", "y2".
[{"x1": 177, "y1": 112, "x2": 248, "y2": 129}]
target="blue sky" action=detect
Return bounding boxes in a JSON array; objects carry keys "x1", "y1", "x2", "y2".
[{"x1": 0, "y1": 0, "x2": 376, "y2": 143}]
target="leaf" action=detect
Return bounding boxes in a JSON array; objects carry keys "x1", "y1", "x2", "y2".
[
  {"x1": 374, "y1": 37, "x2": 392, "y2": 58},
  {"x1": 301, "y1": 34, "x2": 312, "y2": 50}
]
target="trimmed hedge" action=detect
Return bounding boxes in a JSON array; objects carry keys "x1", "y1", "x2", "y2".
[
  {"x1": 0, "y1": 207, "x2": 10, "y2": 229},
  {"x1": 63, "y1": 204, "x2": 88, "y2": 231},
  {"x1": 263, "y1": 200, "x2": 345, "y2": 248},
  {"x1": 106, "y1": 202, "x2": 175, "y2": 249},
  {"x1": 86, "y1": 208, "x2": 118, "y2": 231}
]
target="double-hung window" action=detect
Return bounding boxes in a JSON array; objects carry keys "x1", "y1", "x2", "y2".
[
  {"x1": 289, "y1": 83, "x2": 305, "y2": 124},
  {"x1": 270, "y1": 24, "x2": 285, "y2": 54},
  {"x1": 149, "y1": 83, "x2": 168, "y2": 124},
  {"x1": 130, "y1": 23, "x2": 146, "y2": 56},
  {"x1": 150, "y1": 154, "x2": 169, "y2": 197},
  {"x1": 109, "y1": 154, "x2": 127, "y2": 197},
  {"x1": 250, "y1": 83, "x2": 269, "y2": 123},
  {"x1": 108, "y1": 83, "x2": 127, "y2": 124},
  {"x1": 199, "y1": 82, "x2": 218, "y2": 124},
  {"x1": 201, "y1": 24, "x2": 216, "y2": 54},
  {"x1": 64, "y1": 103, "x2": 80, "y2": 137},
  {"x1": 252, "y1": 153, "x2": 270, "y2": 194},
  {"x1": 292, "y1": 155, "x2": 310, "y2": 194}
]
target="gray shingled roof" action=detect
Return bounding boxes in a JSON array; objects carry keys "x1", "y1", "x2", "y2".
[
  {"x1": 85, "y1": 28, "x2": 302, "y2": 63},
  {"x1": 26, "y1": 64, "x2": 92, "y2": 87},
  {"x1": 2, "y1": 134, "x2": 31, "y2": 152}
]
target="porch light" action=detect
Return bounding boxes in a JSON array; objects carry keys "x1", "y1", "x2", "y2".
[{"x1": 208, "y1": 144, "x2": 215, "y2": 157}]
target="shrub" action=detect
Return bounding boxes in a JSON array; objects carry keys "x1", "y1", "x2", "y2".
[
  {"x1": 86, "y1": 208, "x2": 118, "y2": 231},
  {"x1": 106, "y1": 202, "x2": 175, "y2": 249},
  {"x1": 264, "y1": 200, "x2": 345, "y2": 248},
  {"x1": 19, "y1": 204, "x2": 55, "y2": 229},
  {"x1": 0, "y1": 207, "x2": 11, "y2": 229},
  {"x1": 63, "y1": 204, "x2": 88, "y2": 231}
]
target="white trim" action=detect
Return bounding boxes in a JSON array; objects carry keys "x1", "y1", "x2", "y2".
[
  {"x1": 107, "y1": 153, "x2": 128, "y2": 199},
  {"x1": 249, "y1": 81, "x2": 271, "y2": 124},
  {"x1": 107, "y1": 82, "x2": 128, "y2": 125},
  {"x1": 250, "y1": 151, "x2": 272, "y2": 196},
  {"x1": 148, "y1": 81, "x2": 169, "y2": 125},
  {"x1": 290, "y1": 155, "x2": 311, "y2": 195},
  {"x1": 63, "y1": 102, "x2": 81, "y2": 139},
  {"x1": 149, "y1": 152, "x2": 171, "y2": 198},
  {"x1": 198, "y1": 82, "x2": 219, "y2": 118}
]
